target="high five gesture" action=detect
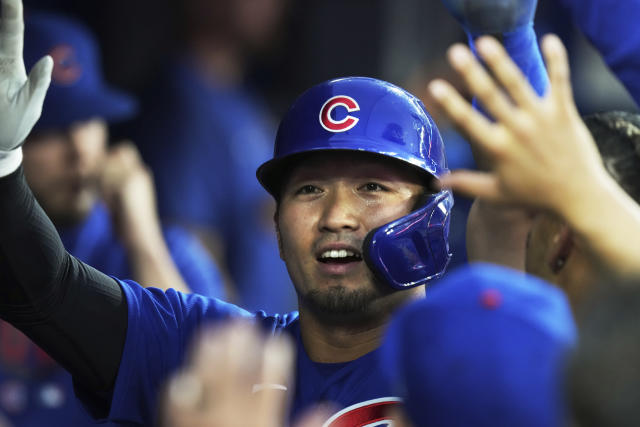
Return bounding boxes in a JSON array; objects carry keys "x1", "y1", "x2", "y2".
[{"x1": 0, "y1": 0, "x2": 52, "y2": 163}]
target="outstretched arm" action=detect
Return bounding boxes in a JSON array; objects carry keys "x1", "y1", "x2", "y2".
[
  {"x1": 429, "y1": 35, "x2": 640, "y2": 278},
  {"x1": 0, "y1": 0, "x2": 127, "y2": 416},
  {"x1": 557, "y1": 0, "x2": 640, "y2": 106},
  {"x1": 441, "y1": 0, "x2": 545, "y2": 271}
]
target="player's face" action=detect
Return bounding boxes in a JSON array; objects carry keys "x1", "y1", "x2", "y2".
[
  {"x1": 276, "y1": 152, "x2": 426, "y2": 318},
  {"x1": 23, "y1": 119, "x2": 107, "y2": 226}
]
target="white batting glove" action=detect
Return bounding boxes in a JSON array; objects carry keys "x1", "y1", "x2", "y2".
[{"x1": 0, "y1": 0, "x2": 53, "y2": 176}]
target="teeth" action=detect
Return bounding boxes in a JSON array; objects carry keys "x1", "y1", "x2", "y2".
[{"x1": 320, "y1": 249, "x2": 360, "y2": 259}]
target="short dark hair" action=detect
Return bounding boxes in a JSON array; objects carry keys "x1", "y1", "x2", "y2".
[{"x1": 584, "y1": 111, "x2": 640, "y2": 203}]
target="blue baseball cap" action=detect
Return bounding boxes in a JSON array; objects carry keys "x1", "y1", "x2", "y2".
[
  {"x1": 24, "y1": 12, "x2": 137, "y2": 131},
  {"x1": 380, "y1": 263, "x2": 577, "y2": 427}
]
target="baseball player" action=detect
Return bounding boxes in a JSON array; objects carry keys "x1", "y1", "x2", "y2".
[
  {"x1": 0, "y1": 1, "x2": 637, "y2": 427},
  {"x1": 0, "y1": 0, "x2": 452, "y2": 424},
  {"x1": 0, "y1": 11, "x2": 226, "y2": 427},
  {"x1": 161, "y1": 30, "x2": 640, "y2": 426}
]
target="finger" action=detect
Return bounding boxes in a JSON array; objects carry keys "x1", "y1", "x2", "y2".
[
  {"x1": 541, "y1": 34, "x2": 573, "y2": 105},
  {"x1": 475, "y1": 36, "x2": 539, "y2": 109},
  {"x1": 0, "y1": 0, "x2": 23, "y2": 59},
  {"x1": 437, "y1": 170, "x2": 504, "y2": 202},
  {"x1": 187, "y1": 326, "x2": 228, "y2": 395},
  {"x1": 293, "y1": 406, "x2": 335, "y2": 427},
  {"x1": 163, "y1": 371, "x2": 205, "y2": 427},
  {"x1": 26, "y1": 55, "x2": 52, "y2": 99},
  {"x1": 110, "y1": 142, "x2": 142, "y2": 168},
  {"x1": 221, "y1": 322, "x2": 262, "y2": 393},
  {"x1": 255, "y1": 334, "x2": 295, "y2": 427},
  {"x1": 428, "y1": 79, "x2": 503, "y2": 157},
  {"x1": 166, "y1": 370, "x2": 204, "y2": 411},
  {"x1": 447, "y1": 43, "x2": 517, "y2": 126}
]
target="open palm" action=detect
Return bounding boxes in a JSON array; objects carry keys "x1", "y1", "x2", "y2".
[{"x1": 0, "y1": 0, "x2": 52, "y2": 151}]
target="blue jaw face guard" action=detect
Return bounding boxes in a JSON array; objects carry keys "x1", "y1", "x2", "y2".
[{"x1": 364, "y1": 190, "x2": 454, "y2": 289}]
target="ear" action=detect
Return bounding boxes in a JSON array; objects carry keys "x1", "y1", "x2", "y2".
[
  {"x1": 274, "y1": 208, "x2": 284, "y2": 260},
  {"x1": 547, "y1": 223, "x2": 574, "y2": 275}
]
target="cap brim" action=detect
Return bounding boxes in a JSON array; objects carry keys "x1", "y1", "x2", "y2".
[{"x1": 35, "y1": 85, "x2": 138, "y2": 131}]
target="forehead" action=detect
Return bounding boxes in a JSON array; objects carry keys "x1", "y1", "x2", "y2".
[{"x1": 285, "y1": 151, "x2": 429, "y2": 184}]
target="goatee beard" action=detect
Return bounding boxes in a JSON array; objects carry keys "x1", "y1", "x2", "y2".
[{"x1": 302, "y1": 285, "x2": 389, "y2": 321}]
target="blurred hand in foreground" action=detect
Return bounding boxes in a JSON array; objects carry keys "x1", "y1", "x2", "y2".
[{"x1": 163, "y1": 321, "x2": 330, "y2": 427}]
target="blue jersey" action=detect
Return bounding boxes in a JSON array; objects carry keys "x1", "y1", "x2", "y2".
[
  {"x1": 59, "y1": 202, "x2": 225, "y2": 298},
  {"x1": 95, "y1": 280, "x2": 399, "y2": 426},
  {"x1": 0, "y1": 202, "x2": 225, "y2": 426},
  {"x1": 556, "y1": 0, "x2": 640, "y2": 106}
]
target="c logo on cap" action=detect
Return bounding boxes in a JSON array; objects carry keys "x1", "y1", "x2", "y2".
[
  {"x1": 319, "y1": 95, "x2": 360, "y2": 133},
  {"x1": 49, "y1": 45, "x2": 82, "y2": 85}
]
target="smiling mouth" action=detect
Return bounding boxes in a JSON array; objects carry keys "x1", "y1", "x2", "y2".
[{"x1": 317, "y1": 249, "x2": 363, "y2": 264}]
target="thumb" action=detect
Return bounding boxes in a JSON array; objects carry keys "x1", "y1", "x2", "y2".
[{"x1": 26, "y1": 55, "x2": 53, "y2": 101}]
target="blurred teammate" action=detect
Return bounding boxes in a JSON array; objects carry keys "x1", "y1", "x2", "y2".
[
  {"x1": 129, "y1": 0, "x2": 296, "y2": 312},
  {"x1": 525, "y1": 111, "x2": 640, "y2": 306},
  {"x1": 380, "y1": 264, "x2": 576, "y2": 427},
  {"x1": 0, "y1": 11, "x2": 224, "y2": 427}
]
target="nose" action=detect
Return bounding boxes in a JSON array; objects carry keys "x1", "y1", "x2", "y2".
[{"x1": 317, "y1": 185, "x2": 360, "y2": 233}]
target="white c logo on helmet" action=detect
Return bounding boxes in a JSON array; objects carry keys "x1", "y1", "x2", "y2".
[{"x1": 319, "y1": 95, "x2": 360, "y2": 132}]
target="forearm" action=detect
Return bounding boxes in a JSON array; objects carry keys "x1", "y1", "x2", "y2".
[
  {"x1": 464, "y1": 17, "x2": 545, "y2": 270},
  {"x1": 562, "y1": 174, "x2": 640, "y2": 278},
  {"x1": 126, "y1": 231, "x2": 191, "y2": 293},
  {"x1": 0, "y1": 161, "x2": 127, "y2": 414},
  {"x1": 558, "y1": 0, "x2": 640, "y2": 106}
]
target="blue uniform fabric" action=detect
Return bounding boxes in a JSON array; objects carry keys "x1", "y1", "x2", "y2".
[
  {"x1": 0, "y1": 202, "x2": 225, "y2": 426},
  {"x1": 130, "y1": 57, "x2": 297, "y2": 314},
  {"x1": 59, "y1": 202, "x2": 225, "y2": 297},
  {"x1": 469, "y1": 23, "x2": 548, "y2": 112},
  {"x1": 100, "y1": 280, "x2": 398, "y2": 426},
  {"x1": 556, "y1": 0, "x2": 640, "y2": 106}
]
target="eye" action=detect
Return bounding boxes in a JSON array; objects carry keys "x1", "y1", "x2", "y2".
[
  {"x1": 360, "y1": 182, "x2": 387, "y2": 192},
  {"x1": 295, "y1": 184, "x2": 322, "y2": 195}
]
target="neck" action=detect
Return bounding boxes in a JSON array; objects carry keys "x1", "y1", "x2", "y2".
[
  {"x1": 188, "y1": 37, "x2": 244, "y2": 88},
  {"x1": 298, "y1": 286, "x2": 425, "y2": 363}
]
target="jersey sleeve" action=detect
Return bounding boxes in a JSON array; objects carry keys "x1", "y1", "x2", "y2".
[
  {"x1": 162, "y1": 225, "x2": 226, "y2": 299},
  {"x1": 102, "y1": 279, "x2": 251, "y2": 425},
  {"x1": 557, "y1": 0, "x2": 640, "y2": 106}
]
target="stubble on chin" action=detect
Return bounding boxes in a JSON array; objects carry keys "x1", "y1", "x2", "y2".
[{"x1": 301, "y1": 272, "x2": 395, "y2": 320}]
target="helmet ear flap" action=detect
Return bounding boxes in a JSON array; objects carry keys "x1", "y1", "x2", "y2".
[{"x1": 363, "y1": 191, "x2": 454, "y2": 289}]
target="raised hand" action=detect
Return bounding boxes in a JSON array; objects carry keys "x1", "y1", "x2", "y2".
[
  {"x1": 429, "y1": 35, "x2": 606, "y2": 217},
  {"x1": 440, "y1": 0, "x2": 538, "y2": 35},
  {"x1": 162, "y1": 321, "x2": 328, "y2": 427},
  {"x1": 0, "y1": 0, "x2": 52, "y2": 152},
  {"x1": 430, "y1": 35, "x2": 640, "y2": 278}
]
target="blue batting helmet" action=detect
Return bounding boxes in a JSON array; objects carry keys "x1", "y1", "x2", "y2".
[{"x1": 257, "y1": 77, "x2": 453, "y2": 289}]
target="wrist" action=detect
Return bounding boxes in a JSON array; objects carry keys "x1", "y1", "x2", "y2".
[
  {"x1": 0, "y1": 147, "x2": 23, "y2": 178},
  {"x1": 557, "y1": 171, "x2": 620, "y2": 234}
]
